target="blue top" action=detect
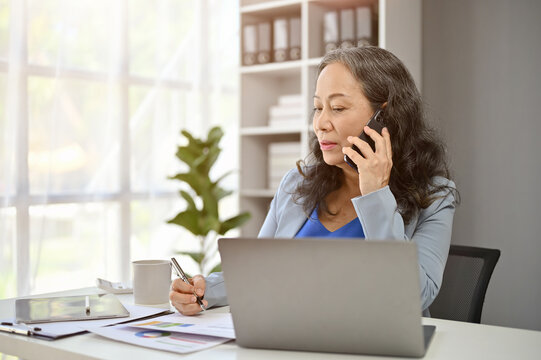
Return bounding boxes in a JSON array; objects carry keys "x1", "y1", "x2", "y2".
[
  {"x1": 295, "y1": 207, "x2": 365, "y2": 238},
  {"x1": 204, "y1": 168, "x2": 456, "y2": 313}
]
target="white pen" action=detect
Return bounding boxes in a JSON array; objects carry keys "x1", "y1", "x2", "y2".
[
  {"x1": 0, "y1": 323, "x2": 30, "y2": 336},
  {"x1": 0, "y1": 322, "x2": 42, "y2": 337},
  {"x1": 85, "y1": 295, "x2": 90, "y2": 315}
]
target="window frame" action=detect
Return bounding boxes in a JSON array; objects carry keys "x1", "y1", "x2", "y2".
[{"x1": 1, "y1": 0, "x2": 223, "y2": 296}]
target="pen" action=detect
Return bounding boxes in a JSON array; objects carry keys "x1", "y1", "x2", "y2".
[
  {"x1": 0, "y1": 323, "x2": 30, "y2": 336},
  {"x1": 0, "y1": 322, "x2": 41, "y2": 336},
  {"x1": 170, "y1": 257, "x2": 205, "y2": 311},
  {"x1": 85, "y1": 295, "x2": 90, "y2": 315}
]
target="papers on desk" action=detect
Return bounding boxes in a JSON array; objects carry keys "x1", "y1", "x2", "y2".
[
  {"x1": 130, "y1": 313, "x2": 235, "y2": 339},
  {"x1": 88, "y1": 324, "x2": 230, "y2": 354},
  {"x1": 86, "y1": 312, "x2": 235, "y2": 354},
  {"x1": 1, "y1": 304, "x2": 171, "y2": 340}
]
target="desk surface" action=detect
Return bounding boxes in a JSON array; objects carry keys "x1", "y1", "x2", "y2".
[{"x1": 1, "y1": 287, "x2": 540, "y2": 360}]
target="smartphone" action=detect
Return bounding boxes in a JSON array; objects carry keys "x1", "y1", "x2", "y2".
[{"x1": 344, "y1": 107, "x2": 386, "y2": 172}]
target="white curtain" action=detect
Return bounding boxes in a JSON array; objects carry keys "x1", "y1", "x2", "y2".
[{"x1": 0, "y1": 0, "x2": 239, "y2": 298}]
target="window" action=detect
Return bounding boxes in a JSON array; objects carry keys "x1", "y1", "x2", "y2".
[{"x1": 0, "y1": 0, "x2": 239, "y2": 298}]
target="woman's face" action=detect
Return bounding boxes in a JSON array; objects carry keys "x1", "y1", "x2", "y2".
[{"x1": 313, "y1": 62, "x2": 374, "y2": 168}]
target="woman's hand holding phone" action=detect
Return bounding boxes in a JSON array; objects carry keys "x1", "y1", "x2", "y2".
[{"x1": 342, "y1": 126, "x2": 393, "y2": 196}]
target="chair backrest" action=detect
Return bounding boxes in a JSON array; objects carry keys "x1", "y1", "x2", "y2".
[{"x1": 429, "y1": 245, "x2": 500, "y2": 323}]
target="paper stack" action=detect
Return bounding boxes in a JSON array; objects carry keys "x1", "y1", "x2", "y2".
[
  {"x1": 268, "y1": 142, "x2": 301, "y2": 190},
  {"x1": 87, "y1": 312, "x2": 234, "y2": 354},
  {"x1": 268, "y1": 94, "x2": 304, "y2": 128}
]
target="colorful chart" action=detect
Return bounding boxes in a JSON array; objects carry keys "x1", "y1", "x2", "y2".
[
  {"x1": 135, "y1": 330, "x2": 171, "y2": 338},
  {"x1": 135, "y1": 320, "x2": 194, "y2": 328},
  {"x1": 88, "y1": 324, "x2": 231, "y2": 354},
  {"x1": 131, "y1": 313, "x2": 235, "y2": 339}
]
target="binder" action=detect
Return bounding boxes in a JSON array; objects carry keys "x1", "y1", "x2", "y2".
[
  {"x1": 257, "y1": 22, "x2": 272, "y2": 64},
  {"x1": 289, "y1": 17, "x2": 301, "y2": 60},
  {"x1": 356, "y1": 7, "x2": 372, "y2": 47},
  {"x1": 340, "y1": 9, "x2": 355, "y2": 49},
  {"x1": 243, "y1": 24, "x2": 257, "y2": 65},
  {"x1": 273, "y1": 18, "x2": 288, "y2": 62},
  {"x1": 323, "y1": 11, "x2": 339, "y2": 54}
]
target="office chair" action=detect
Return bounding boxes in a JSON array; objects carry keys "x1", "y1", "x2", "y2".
[{"x1": 429, "y1": 245, "x2": 500, "y2": 323}]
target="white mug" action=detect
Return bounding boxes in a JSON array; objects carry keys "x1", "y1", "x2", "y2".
[{"x1": 132, "y1": 260, "x2": 172, "y2": 305}]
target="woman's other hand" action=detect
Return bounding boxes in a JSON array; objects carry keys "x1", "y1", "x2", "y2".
[{"x1": 169, "y1": 274, "x2": 209, "y2": 315}]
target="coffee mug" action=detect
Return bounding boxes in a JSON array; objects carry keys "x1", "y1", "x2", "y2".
[{"x1": 132, "y1": 260, "x2": 172, "y2": 305}]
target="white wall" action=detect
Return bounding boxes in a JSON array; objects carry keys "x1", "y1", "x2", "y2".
[{"x1": 422, "y1": 0, "x2": 541, "y2": 330}]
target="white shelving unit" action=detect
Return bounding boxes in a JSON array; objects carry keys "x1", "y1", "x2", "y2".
[{"x1": 239, "y1": 0, "x2": 421, "y2": 236}]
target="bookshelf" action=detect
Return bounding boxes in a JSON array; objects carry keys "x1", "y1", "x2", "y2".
[{"x1": 238, "y1": 0, "x2": 422, "y2": 236}]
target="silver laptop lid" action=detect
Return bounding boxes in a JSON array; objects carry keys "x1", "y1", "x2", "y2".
[{"x1": 218, "y1": 237, "x2": 428, "y2": 357}]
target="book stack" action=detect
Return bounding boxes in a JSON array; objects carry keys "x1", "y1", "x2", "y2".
[
  {"x1": 268, "y1": 94, "x2": 304, "y2": 128},
  {"x1": 268, "y1": 142, "x2": 301, "y2": 190},
  {"x1": 323, "y1": 6, "x2": 373, "y2": 55}
]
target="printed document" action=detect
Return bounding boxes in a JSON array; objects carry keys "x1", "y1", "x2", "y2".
[
  {"x1": 88, "y1": 324, "x2": 230, "y2": 354},
  {"x1": 129, "y1": 312, "x2": 235, "y2": 339}
]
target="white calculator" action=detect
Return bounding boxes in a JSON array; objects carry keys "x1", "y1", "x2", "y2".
[{"x1": 96, "y1": 278, "x2": 133, "y2": 294}]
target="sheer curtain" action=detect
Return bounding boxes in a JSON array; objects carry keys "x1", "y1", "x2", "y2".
[{"x1": 0, "y1": 0, "x2": 239, "y2": 298}]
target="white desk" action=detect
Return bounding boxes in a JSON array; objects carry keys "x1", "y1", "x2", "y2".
[{"x1": 1, "y1": 287, "x2": 540, "y2": 360}]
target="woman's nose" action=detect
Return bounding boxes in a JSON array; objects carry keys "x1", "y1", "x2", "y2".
[{"x1": 313, "y1": 110, "x2": 332, "y2": 132}]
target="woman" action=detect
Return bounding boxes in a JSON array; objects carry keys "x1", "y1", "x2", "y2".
[{"x1": 170, "y1": 46, "x2": 458, "y2": 316}]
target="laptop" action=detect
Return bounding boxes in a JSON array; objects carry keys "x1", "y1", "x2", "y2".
[{"x1": 218, "y1": 237, "x2": 435, "y2": 357}]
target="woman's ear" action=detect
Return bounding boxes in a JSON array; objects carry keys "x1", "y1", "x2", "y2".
[{"x1": 382, "y1": 101, "x2": 388, "y2": 109}]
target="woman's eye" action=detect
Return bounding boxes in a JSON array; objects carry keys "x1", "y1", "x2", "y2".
[
  {"x1": 332, "y1": 107, "x2": 344, "y2": 112},
  {"x1": 313, "y1": 107, "x2": 322, "y2": 113}
]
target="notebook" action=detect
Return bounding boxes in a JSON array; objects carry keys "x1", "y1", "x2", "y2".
[
  {"x1": 16, "y1": 293, "x2": 130, "y2": 324},
  {"x1": 218, "y1": 237, "x2": 435, "y2": 357}
]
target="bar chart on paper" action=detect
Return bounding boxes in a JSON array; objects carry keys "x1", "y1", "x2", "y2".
[
  {"x1": 135, "y1": 321, "x2": 195, "y2": 328},
  {"x1": 130, "y1": 313, "x2": 236, "y2": 339},
  {"x1": 88, "y1": 325, "x2": 231, "y2": 354}
]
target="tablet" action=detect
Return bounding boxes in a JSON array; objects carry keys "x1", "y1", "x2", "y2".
[{"x1": 16, "y1": 293, "x2": 130, "y2": 324}]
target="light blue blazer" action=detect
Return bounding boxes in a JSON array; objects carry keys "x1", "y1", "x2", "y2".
[{"x1": 205, "y1": 168, "x2": 457, "y2": 313}]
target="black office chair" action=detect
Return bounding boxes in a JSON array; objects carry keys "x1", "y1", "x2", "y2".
[{"x1": 429, "y1": 245, "x2": 500, "y2": 323}]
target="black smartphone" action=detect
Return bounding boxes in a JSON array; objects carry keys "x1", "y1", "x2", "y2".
[{"x1": 344, "y1": 107, "x2": 386, "y2": 172}]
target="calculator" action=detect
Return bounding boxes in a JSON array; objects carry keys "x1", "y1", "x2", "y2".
[{"x1": 96, "y1": 278, "x2": 133, "y2": 294}]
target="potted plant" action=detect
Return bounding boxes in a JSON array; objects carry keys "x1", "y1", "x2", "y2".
[{"x1": 167, "y1": 126, "x2": 250, "y2": 275}]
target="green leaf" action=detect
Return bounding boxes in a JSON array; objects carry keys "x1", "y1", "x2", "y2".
[
  {"x1": 205, "y1": 145, "x2": 221, "y2": 171},
  {"x1": 194, "y1": 146, "x2": 221, "y2": 176},
  {"x1": 181, "y1": 130, "x2": 204, "y2": 148},
  {"x1": 175, "y1": 146, "x2": 200, "y2": 166},
  {"x1": 206, "y1": 126, "x2": 224, "y2": 146},
  {"x1": 201, "y1": 191, "x2": 219, "y2": 219},
  {"x1": 170, "y1": 172, "x2": 204, "y2": 195},
  {"x1": 214, "y1": 170, "x2": 234, "y2": 185},
  {"x1": 209, "y1": 263, "x2": 222, "y2": 274},
  {"x1": 179, "y1": 190, "x2": 197, "y2": 211},
  {"x1": 167, "y1": 210, "x2": 204, "y2": 235},
  {"x1": 181, "y1": 252, "x2": 205, "y2": 265},
  {"x1": 192, "y1": 153, "x2": 208, "y2": 172},
  {"x1": 218, "y1": 212, "x2": 251, "y2": 235},
  {"x1": 213, "y1": 186, "x2": 233, "y2": 201},
  {"x1": 201, "y1": 216, "x2": 221, "y2": 235}
]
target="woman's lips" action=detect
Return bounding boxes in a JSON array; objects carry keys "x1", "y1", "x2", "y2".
[{"x1": 319, "y1": 140, "x2": 338, "y2": 151}]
